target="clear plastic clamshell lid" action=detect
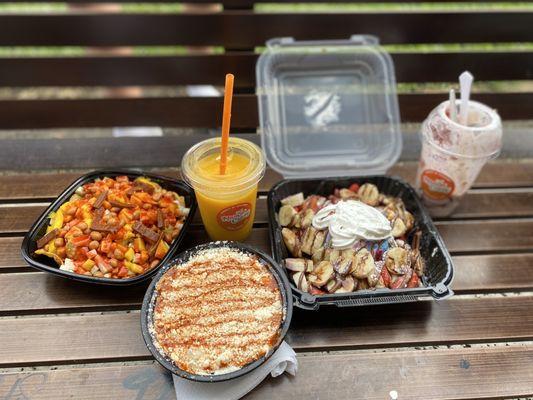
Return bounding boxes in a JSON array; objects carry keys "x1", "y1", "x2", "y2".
[{"x1": 256, "y1": 35, "x2": 402, "y2": 178}]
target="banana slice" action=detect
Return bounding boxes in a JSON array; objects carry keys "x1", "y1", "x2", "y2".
[
  {"x1": 385, "y1": 247, "x2": 411, "y2": 275},
  {"x1": 329, "y1": 249, "x2": 341, "y2": 265},
  {"x1": 339, "y1": 188, "x2": 357, "y2": 200},
  {"x1": 350, "y1": 248, "x2": 376, "y2": 279},
  {"x1": 282, "y1": 228, "x2": 301, "y2": 257},
  {"x1": 357, "y1": 183, "x2": 379, "y2": 206},
  {"x1": 300, "y1": 227, "x2": 318, "y2": 255},
  {"x1": 335, "y1": 276, "x2": 356, "y2": 293},
  {"x1": 333, "y1": 256, "x2": 352, "y2": 276},
  {"x1": 308, "y1": 261, "x2": 333, "y2": 287},
  {"x1": 281, "y1": 192, "x2": 305, "y2": 207},
  {"x1": 292, "y1": 271, "x2": 309, "y2": 292},
  {"x1": 278, "y1": 205, "x2": 297, "y2": 227},
  {"x1": 312, "y1": 230, "x2": 326, "y2": 253},
  {"x1": 326, "y1": 278, "x2": 342, "y2": 293},
  {"x1": 367, "y1": 268, "x2": 380, "y2": 287},
  {"x1": 391, "y1": 218, "x2": 407, "y2": 238},
  {"x1": 291, "y1": 213, "x2": 302, "y2": 228},
  {"x1": 312, "y1": 247, "x2": 325, "y2": 265},
  {"x1": 284, "y1": 258, "x2": 307, "y2": 272},
  {"x1": 301, "y1": 209, "x2": 315, "y2": 229}
]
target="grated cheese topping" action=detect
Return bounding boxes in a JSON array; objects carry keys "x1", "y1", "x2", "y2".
[{"x1": 151, "y1": 247, "x2": 283, "y2": 375}]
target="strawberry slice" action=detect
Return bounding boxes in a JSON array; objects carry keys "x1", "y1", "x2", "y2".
[
  {"x1": 407, "y1": 273, "x2": 420, "y2": 288},
  {"x1": 348, "y1": 183, "x2": 360, "y2": 193}
]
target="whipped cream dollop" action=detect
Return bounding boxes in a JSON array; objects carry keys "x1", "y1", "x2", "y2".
[{"x1": 312, "y1": 200, "x2": 392, "y2": 249}]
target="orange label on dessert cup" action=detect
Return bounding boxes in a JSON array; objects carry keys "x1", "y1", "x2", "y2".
[
  {"x1": 217, "y1": 203, "x2": 252, "y2": 231},
  {"x1": 420, "y1": 169, "x2": 455, "y2": 200}
]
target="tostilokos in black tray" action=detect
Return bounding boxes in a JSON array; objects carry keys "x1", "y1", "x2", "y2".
[
  {"x1": 21, "y1": 170, "x2": 197, "y2": 285},
  {"x1": 267, "y1": 176, "x2": 454, "y2": 310}
]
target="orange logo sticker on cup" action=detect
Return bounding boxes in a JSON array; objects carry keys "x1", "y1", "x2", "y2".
[
  {"x1": 420, "y1": 169, "x2": 455, "y2": 200},
  {"x1": 217, "y1": 203, "x2": 252, "y2": 231}
]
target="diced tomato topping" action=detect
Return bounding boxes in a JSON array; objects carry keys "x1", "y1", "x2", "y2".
[
  {"x1": 71, "y1": 235, "x2": 90, "y2": 247},
  {"x1": 309, "y1": 286, "x2": 326, "y2": 295},
  {"x1": 390, "y1": 276, "x2": 407, "y2": 289},
  {"x1": 381, "y1": 266, "x2": 391, "y2": 288},
  {"x1": 407, "y1": 273, "x2": 420, "y2": 288},
  {"x1": 349, "y1": 183, "x2": 360, "y2": 192},
  {"x1": 308, "y1": 196, "x2": 319, "y2": 213},
  {"x1": 86, "y1": 249, "x2": 98, "y2": 259},
  {"x1": 100, "y1": 239, "x2": 112, "y2": 254}
]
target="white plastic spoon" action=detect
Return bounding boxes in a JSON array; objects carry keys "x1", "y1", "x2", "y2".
[{"x1": 459, "y1": 71, "x2": 474, "y2": 125}]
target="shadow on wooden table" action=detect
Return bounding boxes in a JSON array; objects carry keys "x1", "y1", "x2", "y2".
[
  {"x1": 43, "y1": 274, "x2": 148, "y2": 312},
  {"x1": 288, "y1": 301, "x2": 433, "y2": 350}
]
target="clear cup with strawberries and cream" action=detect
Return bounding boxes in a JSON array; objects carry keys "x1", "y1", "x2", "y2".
[{"x1": 416, "y1": 99, "x2": 502, "y2": 216}]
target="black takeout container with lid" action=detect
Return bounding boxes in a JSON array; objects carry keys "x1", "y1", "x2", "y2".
[
  {"x1": 21, "y1": 169, "x2": 197, "y2": 285},
  {"x1": 268, "y1": 176, "x2": 454, "y2": 310},
  {"x1": 257, "y1": 36, "x2": 454, "y2": 309},
  {"x1": 140, "y1": 241, "x2": 293, "y2": 382}
]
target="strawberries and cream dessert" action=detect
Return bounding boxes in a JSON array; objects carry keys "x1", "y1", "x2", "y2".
[{"x1": 151, "y1": 247, "x2": 284, "y2": 375}]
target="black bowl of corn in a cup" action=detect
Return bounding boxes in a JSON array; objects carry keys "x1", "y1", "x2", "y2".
[
  {"x1": 21, "y1": 169, "x2": 197, "y2": 285},
  {"x1": 140, "y1": 241, "x2": 293, "y2": 382}
]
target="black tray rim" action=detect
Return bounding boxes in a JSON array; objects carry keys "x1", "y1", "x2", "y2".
[
  {"x1": 267, "y1": 174, "x2": 454, "y2": 310},
  {"x1": 20, "y1": 169, "x2": 197, "y2": 286},
  {"x1": 140, "y1": 241, "x2": 293, "y2": 382}
]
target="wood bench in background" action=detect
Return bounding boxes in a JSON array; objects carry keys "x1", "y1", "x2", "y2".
[{"x1": 0, "y1": 0, "x2": 531, "y2": 170}]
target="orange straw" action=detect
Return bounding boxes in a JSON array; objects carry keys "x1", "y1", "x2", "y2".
[{"x1": 219, "y1": 73, "x2": 234, "y2": 175}]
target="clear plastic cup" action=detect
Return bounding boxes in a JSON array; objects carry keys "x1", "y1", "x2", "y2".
[
  {"x1": 181, "y1": 137, "x2": 266, "y2": 241},
  {"x1": 416, "y1": 100, "x2": 502, "y2": 217}
]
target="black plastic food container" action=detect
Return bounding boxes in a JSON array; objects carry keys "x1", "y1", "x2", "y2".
[
  {"x1": 21, "y1": 169, "x2": 197, "y2": 285},
  {"x1": 141, "y1": 241, "x2": 293, "y2": 382},
  {"x1": 268, "y1": 176, "x2": 454, "y2": 310}
]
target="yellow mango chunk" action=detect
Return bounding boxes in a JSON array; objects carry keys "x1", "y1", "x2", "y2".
[
  {"x1": 82, "y1": 259, "x2": 95, "y2": 271},
  {"x1": 125, "y1": 260, "x2": 143, "y2": 274},
  {"x1": 124, "y1": 247, "x2": 135, "y2": 262}
]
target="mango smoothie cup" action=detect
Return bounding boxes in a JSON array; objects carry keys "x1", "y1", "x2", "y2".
[{"x1": 181, "y1": 137, "x2": 266, "y2": 241}]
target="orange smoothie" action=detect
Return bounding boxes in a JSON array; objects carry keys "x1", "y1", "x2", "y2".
[{"x1": 182, "y1": 137, "x2": 265, "y2": 241}]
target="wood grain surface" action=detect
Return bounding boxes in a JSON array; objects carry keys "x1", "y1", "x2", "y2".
[
  {"x1": 1, "y1": 251, "x2": 532, "y2": 313},
  {"x1": 1, "y1": 161, "x2": 533, "y2": 200},
  {"x1": 2, "y1": 189, "x2": 533, "y2": 235},
  {"x1": 0, "y1": 296, "x2": 532, "y2": 367},
  {"x1": 0, "y1": 52, "x2": 531, "y2": 87},
  {"x1": 1, "y1": 162, "x2": 532, "y2": 399},
  {"x1": 0, "y1": 345, "x2": 532, "y2": 400},
  {"x1": 0, "y1": 93, "x2": 530, "y2": 131},
  {"x1": 0, "y1": 12, "x2": 531, "y2": 47}
]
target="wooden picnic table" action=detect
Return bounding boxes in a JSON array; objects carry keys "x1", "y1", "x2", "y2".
[{"x1": 0, "y1": 160, "x2": 532, "y2": 399}]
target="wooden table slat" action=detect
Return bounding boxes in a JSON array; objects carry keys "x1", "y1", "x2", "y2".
[
  {"x1": 2, "y1": 52, "x2": 533, "y2": 88},
  {"x1": 3, "y1": 218, "x2": 533, "y2": 255},
  {"x1": 0, "y1": 296, "x2": 532, "y2": 367},
  {"x1": 2, "y1": 161, "x2": 533, "y2": 201},
  {"x1": 3, "y1": 189, "x2": 533, "y2": 235},
  {"x1": 0, "y1": 93, "x2": 530, "y2": 132},
  {"x1": 1, "y1": 251, "x2": 532, "y2": 314},
  {"x1": 2, "y1": 217, "x2": 533, "y2": 271},
  {"x1": 0, "y1": 13, "x2": 532, "y2": 47},
  {"x1": 0, "y1": 345, "x2": 532, "y2": 400}
]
